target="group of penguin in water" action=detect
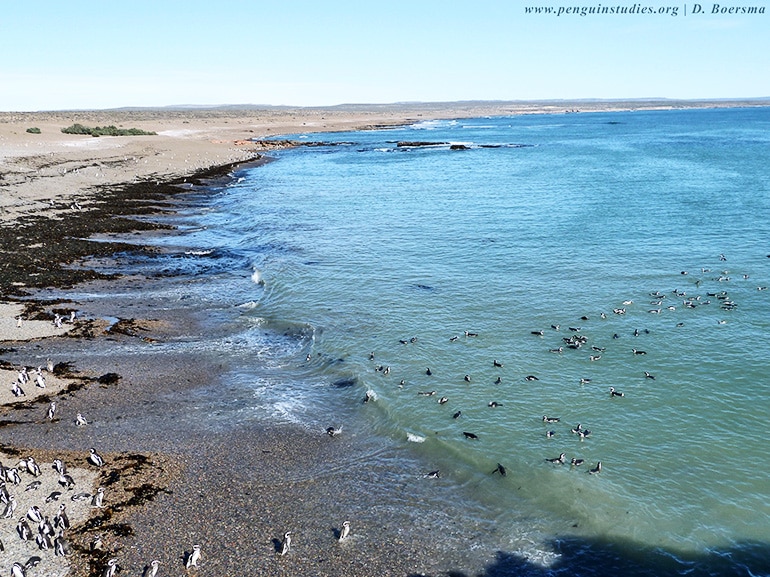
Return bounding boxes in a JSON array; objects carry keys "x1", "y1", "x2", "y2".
[{"x1": 345, "y1": 254, "x2": 753, "y2": 485}]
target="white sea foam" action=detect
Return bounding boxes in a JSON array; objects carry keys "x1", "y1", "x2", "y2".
[
  {"x1": 406, "y1": 432, "x2": 426, "y2": 443},
  {"x1": 251, "y1": 268, "x2": 264, "y2": 285}
]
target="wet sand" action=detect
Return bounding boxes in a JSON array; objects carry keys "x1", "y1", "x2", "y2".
[{"x1": 2, "y1": 101, "x2": 769, "y2": 577}]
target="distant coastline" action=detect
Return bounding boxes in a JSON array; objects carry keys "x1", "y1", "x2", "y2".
[{"x1": 3, "y1": 97, "x2": 769, "y2": 118}]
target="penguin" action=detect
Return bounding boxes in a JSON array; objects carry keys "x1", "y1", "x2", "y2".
[
  {"x1": 58, "y1": 473, "x2": 76, "y2": 490},
  {"x1": 25, "y1": 480, "x2": 41, "y2": 491},
  {"x1": 452, "y1": 411, "x2": 462, "y2": 419},
  {"x1": 493, "y1": 360, "x2": 503, "y2": 368},
  {"x1": 27, "y1": 505, "x2": 43, "y2": 524},
  {"x1": 570, "y1": 458, "x2": 585, "y2": 467},
  {"x1": 186, "y1": 544, "x2": 201, "y2": 568},
  {"x1": 17, "y1": 517, "x2": 32, "y2": 540},
  {"x1": 542, "y1": 416, "x2": 560, "y2": 423},
  {"x1": 438, "y1": 396, "x2": 448, "y2": 404},
  {"x1": 546, "y1": 453, "x2": 566, "y2": 464},
  {"x1": 338, "y1": 520, "x2": 351, "y2": 542},
  {"x1": 47, "y1": 402, "x2": 57, "y2": 421},
  {"x1": 424, "y1": 470, "x2": 441, "y2": 479},
  {"x1": 325, "y1": 426, "x2": 343, "y2": 437},
  {"x1": 36, "y1": 532, "x2": 52, "y2": 550},
  {"x1": 39, "y1": 516, "x2": 55, "y2": 537},
  {"x1": 102, "y1": 558, "x2": 118, "y2": 577},
  {"x1": 488, "y1": 401, "x2": 503, "y2": 408},
  {"x1": 91, "y1": 487, "x2": 105, "y2": 508},
  {"x1": 2, "y1": 496, "x2": 16, "y2": 519},
  {"x1": 75, "y1": 413, "x2": 89, "y2": 426},
  {"x1": 609, "y1": 387, "x2": 624, "y2": 397},
  {"x1": 54, "y1": 531, "x2": 71, "y2": 556},
  {"x1": 589, "y1": 461, "x2": 602, "y2": 474},
  {"x1": 462, "y1": 431, "x2": 479, "y2": 440},
  {"x1": 7, "y1": 468, "x2": 21, "y2": 485},
  {"x1": 52, "y1": 459, "x2": 66, "y2": 475},
  {"x1": 54, "y1": 504, "x2": 70, "y2": 530},
  {"x1": 280, "y1": 532, "x2": 292, "y2": 556},
  {"x1": 11, "y1": 562, "x2": 26, "y2": 577},
  {"x1": 90, "y1": 535, "x2": 104, "y2": 551},
  {"x1": 88, "y1": 448, "x2": 104, "y2": 467},
  {"x1": 46, "y1": 491, "x2": 62, "y2": 503},
  {"x1": 492, "y1": 463, "x2": 507, "y2": 476},
  {"x1": 142, "y1": 561, "x2": 160, "y2": 577},
  {"x1": 27, "y1": 457, "x2": 41, "y2": 477}
]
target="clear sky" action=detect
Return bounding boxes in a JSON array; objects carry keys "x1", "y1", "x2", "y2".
[{"x1": 1, "y1": 0, "x2": 768, "y2": 110}]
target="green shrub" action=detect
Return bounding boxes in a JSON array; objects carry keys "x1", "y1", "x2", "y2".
[
  {"x1": 61, "y1": 123, "x2": 156, "y2": 137},
  {"x1": 26, "y1": 127, "x2": 41, "y2": 134}
]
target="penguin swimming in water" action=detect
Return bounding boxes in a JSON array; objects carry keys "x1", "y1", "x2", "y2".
[
  {"x1": 589, "y1": 461, "x2": 602, "y2": 474},
  {"x1": 546, "y1": 453, "x2": 566, "y2": 464},
  {"x1": 609, "y1": 387, "x2": 624, "y2": 397}
]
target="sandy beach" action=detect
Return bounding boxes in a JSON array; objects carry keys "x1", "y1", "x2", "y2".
[{"x1": 1, "y1": 100, "x2": 768, "y2": 577}]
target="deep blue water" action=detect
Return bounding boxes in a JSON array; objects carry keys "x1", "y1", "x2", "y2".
[{"x1": 83, "y1": 107, "x2": 770, "y2": 575}]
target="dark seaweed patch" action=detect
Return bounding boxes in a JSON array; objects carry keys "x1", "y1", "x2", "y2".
[{"x1": 96, "y1": 372, "x2": 121, "y2": 385}]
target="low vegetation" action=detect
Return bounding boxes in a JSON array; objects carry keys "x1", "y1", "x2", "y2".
[
  {"x1": 61, "y1": 123, "x2": 156, "y2": 137},
  {"x1": 26, "y1": 127, "x2": 41, "y2": 134}
]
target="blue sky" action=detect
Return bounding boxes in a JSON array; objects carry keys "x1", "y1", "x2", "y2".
[{"x1": 1, "y1": 0, "x2": 768, "y2": 110}]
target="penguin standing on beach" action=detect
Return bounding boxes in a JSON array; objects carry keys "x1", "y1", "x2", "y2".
[
  {"x1": 142, "y1": 560, "x2": 160, "y2": 577},
  {"x1": 11, "y1": 562, "x2": 26, "y2": 577},
  {"x1": 47, "y1": 401, "x2": 57, "y2": 421},
  {"x1": 186, "y1": 544, "x2": 201, "y2": 568},
  {"x1": 88, "y1": 448, "x2": 104, "y2": 467},
  {"x1": 102, "y1": 558, "x2": 118, "y2": 577},
  {"x1": 338, "y1": 520, "x2": 350, "y2": 542},
  {"x1": 91, "y1": 487, "x2": 105, "y2": 508},
  {"x1": 279, "y1": 531, "x2": 292, "y2": 556}
]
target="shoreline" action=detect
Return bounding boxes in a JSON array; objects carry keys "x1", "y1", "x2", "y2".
[{"x1": 2, "y1": 101, "x2": 768, "y2": 577}]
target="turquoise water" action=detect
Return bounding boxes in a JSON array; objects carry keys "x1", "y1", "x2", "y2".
[{"x1": 118, "y1": 108, "x2": 770, "y2": 574}]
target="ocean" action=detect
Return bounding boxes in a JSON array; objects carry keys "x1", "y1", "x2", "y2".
[{"x1": 82, "y1": 107, "x2": 770, "y2": 575}]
